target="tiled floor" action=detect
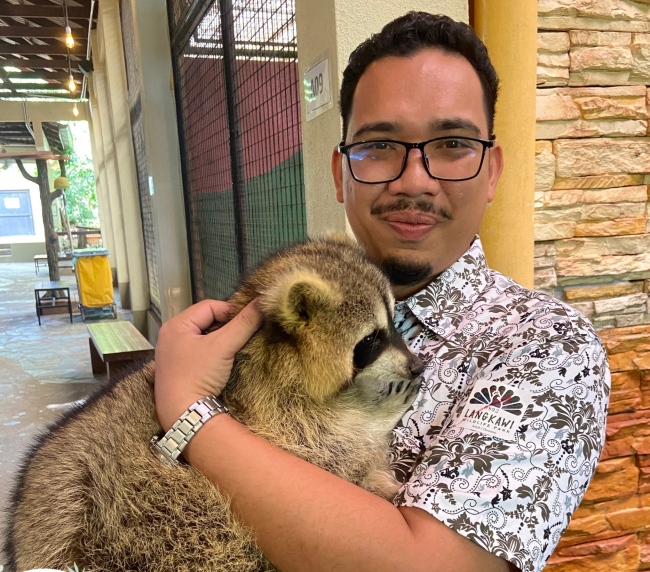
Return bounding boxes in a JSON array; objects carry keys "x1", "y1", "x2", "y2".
[{"x1": 0, "y1": 263, "x2": 131, "y2": 558}]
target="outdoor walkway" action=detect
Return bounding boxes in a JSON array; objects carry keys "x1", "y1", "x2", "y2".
[{"x1": 0, "y1": 263, "x2": 131, "y2": 555}]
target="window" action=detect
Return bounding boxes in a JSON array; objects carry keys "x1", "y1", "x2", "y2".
[{"x1": 0, "y1": 190, "x2": 35, "y2": 237}]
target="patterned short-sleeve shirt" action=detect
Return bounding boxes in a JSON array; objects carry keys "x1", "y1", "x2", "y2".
[{"x1": 391, "y1": 237, "x2": 610, "y2": 572}]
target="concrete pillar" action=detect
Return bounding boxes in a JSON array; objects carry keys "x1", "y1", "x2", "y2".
[
  {"x1": 91, "y1": 41, "x2": 131, "y2": 308},
  {"x1": 475, "y1": 0, "x2": 537, "y2": 289},
  {"x1": 295, "y1": 0, "x2": 469, "y2": 237},
  {"x1": 89, "y1": 77, "x2": 122, "y2": 289},
  {"x1": 86, "y1": 105, "x2": 117, "y2": 278},
  {"x1": 129, "y1": 0, "x2": 193, "y2": 322},
  {"x1": 99, "y1": 0, "x2": 150, "y2": 333}
]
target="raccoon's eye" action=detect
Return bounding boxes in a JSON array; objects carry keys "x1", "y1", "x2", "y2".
[
  {"x1": 353, "y1": 329, "x2": 385, "y2": 370},
  {"x1": 361, "y1": 334, "x2": 376, "y2": 346}
]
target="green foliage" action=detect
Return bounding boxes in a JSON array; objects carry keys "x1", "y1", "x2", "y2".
[{"x1": 60, "y1": 146, "x2": 98, "y2": 227}]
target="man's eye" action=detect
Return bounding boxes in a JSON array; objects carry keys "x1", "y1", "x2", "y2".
[
  {"x1": 443, "y1": 139, "x2": 465, "y2": 149},
  {"x1": 358, "y1": 141, "x2": 396, "y2": 151}
]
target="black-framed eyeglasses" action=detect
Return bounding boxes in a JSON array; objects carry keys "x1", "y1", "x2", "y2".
[{"x1": 337, "y1": 137, "x2": 495, "y2": 184}]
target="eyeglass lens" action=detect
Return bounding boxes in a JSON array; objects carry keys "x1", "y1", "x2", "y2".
[{"x1": 347, "y1": 138, "x2": 485, "y2": 182}]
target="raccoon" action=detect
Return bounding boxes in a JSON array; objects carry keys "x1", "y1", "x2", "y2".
[{"x1": 5, "y1": 235, "x2": 423, "y2": 572}]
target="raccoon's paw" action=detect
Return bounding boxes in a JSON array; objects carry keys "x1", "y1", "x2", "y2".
[
  {"x1": 362, "y1": 469, "x2": 402, "y2": 501},
  {"x1": 378, "y1": 376, "x2": 422, "y2": 406}
]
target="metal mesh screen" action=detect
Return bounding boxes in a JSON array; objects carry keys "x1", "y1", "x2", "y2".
[
  {"x1": 169, "y1": 0, "x2": 306, "y2": 301},
  {"x1": 120, "y1": 0, "x2": 161, "y2": 315}
]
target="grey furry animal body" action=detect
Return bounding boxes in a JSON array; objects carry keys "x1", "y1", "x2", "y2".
[{"x1": 5, "y1": 236, "x2": 423, "y2": 572}]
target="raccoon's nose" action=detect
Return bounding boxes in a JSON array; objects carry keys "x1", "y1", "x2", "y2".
[{"x1": 409, "y1": 356, "x2": 425, "y2": 377}]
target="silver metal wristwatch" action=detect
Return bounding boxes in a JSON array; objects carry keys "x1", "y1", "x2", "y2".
[{"x1": 150, "y1": 395, "x2": 229, "y2": 467}]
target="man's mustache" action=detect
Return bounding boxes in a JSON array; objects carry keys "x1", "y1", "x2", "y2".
[{"x1": 370, "y1": 198, "x2": 453, "y2": 221}]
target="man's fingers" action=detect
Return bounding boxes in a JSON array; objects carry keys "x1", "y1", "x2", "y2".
[
  {"x1": 208, "y1": 299, "x2": 262, "y2": 356},
  {"x1": 179, "y1": 299, "x2": 233, "y2": 333}
]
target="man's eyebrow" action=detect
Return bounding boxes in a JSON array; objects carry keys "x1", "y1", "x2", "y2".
[
  {"x1": 429, "y1": 118, "x2": 481, "y2": 136},
  {"x1": 352, "y1": 121, "x2": 399, "y2": 140}
]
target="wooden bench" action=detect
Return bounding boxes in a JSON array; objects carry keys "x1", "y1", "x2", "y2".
[
  {"x1": 34, "y1": 254, "x2": 74, "y2": 274},
  {"x1": 88, "y1": 321, "x2": 154, "y2": 381},
  {"x1": 34, "y1": 281, "x2": 73, "y2": 325},
  {"x1": 34, "y1": 254, "x2": 48, "y2": 274}
]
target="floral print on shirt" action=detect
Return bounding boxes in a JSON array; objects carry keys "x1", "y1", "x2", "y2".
[{"x1": 391, "y1": 237, "x2": 610, "y2": 572}]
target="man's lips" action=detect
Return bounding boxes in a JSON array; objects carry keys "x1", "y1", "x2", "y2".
[
  {"x1": 381, "y1": 211, "x2": 440, "y2": 240},
  {"x1": 382, "y1": 211, "x2": 440, "y2": 225}
]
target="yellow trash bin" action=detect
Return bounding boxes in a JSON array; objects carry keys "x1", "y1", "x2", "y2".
[{"x1": 73, "y1": 248, "x2": 116, "y2": 320}]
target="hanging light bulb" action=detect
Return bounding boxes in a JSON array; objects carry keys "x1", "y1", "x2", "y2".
[
  {"x1": 65, "y1": 26, "x2": 75, "y2": 49},
  {"x1": 72, "y1": 103, "x2": 79, "y2": 117},
  {"x1": 68, "y1": 74, "x2": 76, "y2": 93}
]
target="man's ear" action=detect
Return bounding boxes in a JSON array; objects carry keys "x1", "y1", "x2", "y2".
[
  {"x1": 487, "y1": 141, "x2": 504, "y2": 204},
  {"x1": 262, "y1": 269, "x2": 341, "y2": 333},
  {"x1": 331, "y1": 146, "x2": 344, "y2": 204}
]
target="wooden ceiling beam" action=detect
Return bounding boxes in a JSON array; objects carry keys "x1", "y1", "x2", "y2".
[
  {"x1": 0, "y1": 93, "x2": 80, "y2": 100},
  {"x1": 0, "y1": 6, "x2": 89, "y2": 19},
  {"x1": 0, "y1": 151, "x2": 69, "y2": 161},
  {"x1": 1, "y1": 82, "x2": 75, "y2": 90},
  {"x1": 0, "y1": 57, "x2": 78, "y2": 68},
  {"x1": 5, "y1": 0, "x2": 92, "y2": 8},
  {"x1": 11, "y1": 0, "x2": 92, "y2": 7},
  {"x1": 0, "y1": 43, "x2": 85, "y2": 55},
  {"x1": 6, "y1": 70, "x2": 82, "y2": 80},
  {"x1": 0, "y1": 26, "x2": 88, "y2": 39}
]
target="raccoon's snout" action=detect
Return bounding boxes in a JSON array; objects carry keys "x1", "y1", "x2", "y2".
[{"x1": 408, "y1": 355, "x2": 425, "y2": 378}]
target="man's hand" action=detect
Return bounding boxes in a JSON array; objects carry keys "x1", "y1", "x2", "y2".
[{"x1": 154, "y1": 299, "x2": 262, "y2": 431}]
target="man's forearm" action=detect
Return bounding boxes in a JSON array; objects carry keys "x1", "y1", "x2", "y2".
[
  {"x1": 185, "y1": 414, "x2": 418, "y2": 572},
  {"x1": 184, "y1": 415, "x2": 511, "y2": 572}
]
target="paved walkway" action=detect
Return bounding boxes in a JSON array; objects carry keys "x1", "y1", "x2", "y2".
[{"x1": 0, "y1": 263, "x2": 130, "y2": 558}]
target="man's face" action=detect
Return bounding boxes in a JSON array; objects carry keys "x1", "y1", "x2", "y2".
[{"x1": 331, "y1": 48, "x2": 503, "y2": 298}]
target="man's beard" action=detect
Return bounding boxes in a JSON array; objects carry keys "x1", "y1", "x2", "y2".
[{"x1": 381, "y1": 256, "x2": 433, "y2": 287}]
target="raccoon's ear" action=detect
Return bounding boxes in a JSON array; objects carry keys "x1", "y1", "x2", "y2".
[
  {"x1": 325, "y1": 231, "x2": 355, "y2": 245},
  {"x1": 263, "y1": 269, "x2": 341, "y2": 332}
]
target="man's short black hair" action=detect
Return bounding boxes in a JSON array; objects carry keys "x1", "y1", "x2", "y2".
[{"x1": 339, "y1": 12, "x2": 499, "y2": 142}]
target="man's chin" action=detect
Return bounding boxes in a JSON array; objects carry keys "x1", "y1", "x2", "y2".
[{"x1": 380, "y1": 255, "x2": 434, "y2": 287}]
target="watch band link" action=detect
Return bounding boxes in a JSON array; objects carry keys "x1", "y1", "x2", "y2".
[{"x1": 150, "y1": 395, "x2": 229, "y2": 467}]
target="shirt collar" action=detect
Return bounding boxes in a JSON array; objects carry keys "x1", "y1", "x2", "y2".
[{"x1": 397, "y1": 236, "x2": 491, "y2": 340}]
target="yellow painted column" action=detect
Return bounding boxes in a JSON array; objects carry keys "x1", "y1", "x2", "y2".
[{"x1": 475, "y1": 0, "x2": 537, "y2": 289}]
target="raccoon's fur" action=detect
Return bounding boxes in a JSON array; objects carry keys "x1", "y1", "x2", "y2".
[{"x1": 5, "y1": 236, "x2": 423, "y2": 572}]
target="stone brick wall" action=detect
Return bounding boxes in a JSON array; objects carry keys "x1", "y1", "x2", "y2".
[
  {"x1": 535, "y1": 2, "x2": 650, "y2": 571},
  {"x1": 546, "y1": 325, "x2": 650, "y2": 571}
]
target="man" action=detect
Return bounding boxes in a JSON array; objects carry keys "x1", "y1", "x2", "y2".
[{"x1": 155, "y1": 12, "x2": 610, "y2": 572}]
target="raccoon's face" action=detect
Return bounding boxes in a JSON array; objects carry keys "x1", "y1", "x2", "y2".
[{"x1": 261, "y1": 265, "x2": 424, "y2": 405}]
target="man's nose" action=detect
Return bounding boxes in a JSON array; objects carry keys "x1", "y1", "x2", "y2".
[{"x1": 388, "y1": 148, "x2": 441, "y2": 196}]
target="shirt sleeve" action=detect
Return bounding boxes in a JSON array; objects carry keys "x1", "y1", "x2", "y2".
[{"x1": 393, "y1": 334, "x2": 611, "y2": 572}]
